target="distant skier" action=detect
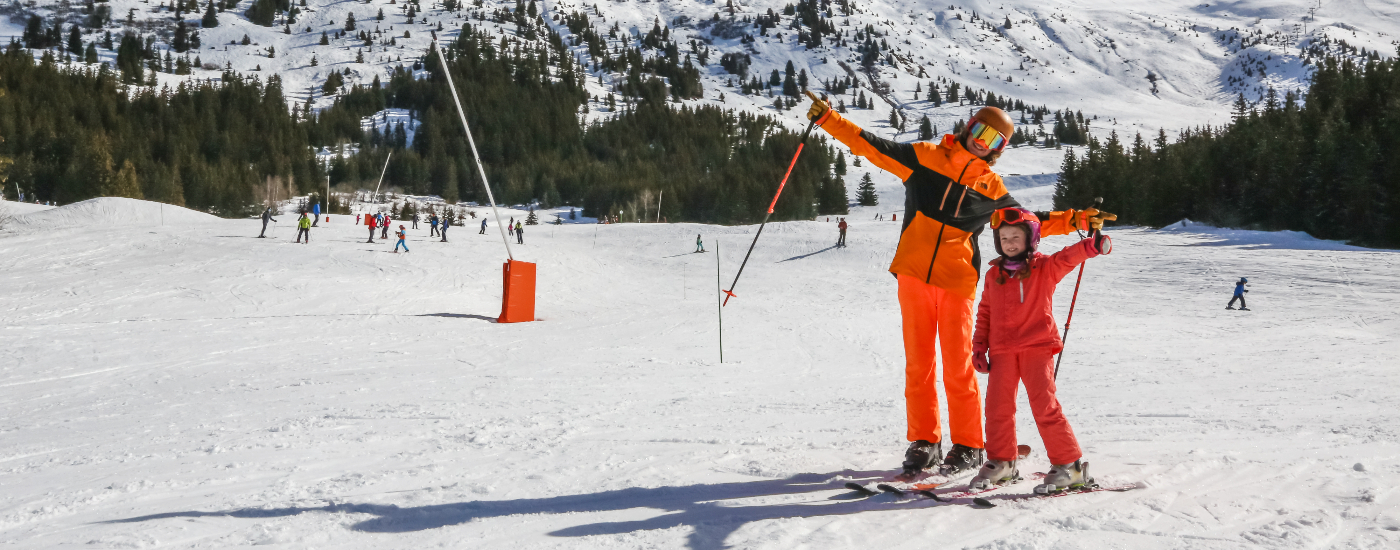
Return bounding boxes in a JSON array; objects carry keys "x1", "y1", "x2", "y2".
[
  {"x1": 380, "y1": 214, "x2": 391, "y2": 240},
  {"x1": 968, "y1": 208, "x2": 1112, "y2": 495},
  {"x1": 480, "y1": 218, "x2": 488, "y2": 234},
  {"x1": 515, "y1": 222, "x2": 524, "y2": 244},
  {"x1": 258, "y1": 207, "x2": 277, "y2": 238},
  {"x1": 837, "y1": 218, "x2": 848, "y2": 247},
  {"x1": 695, "y1": 234, "x2": 705, "y2": 253},
  {"x1": 508, "y1": 218, "x2": 514, "y2": 236},
  {"x1": 312, "y1": 203, "x2": 321, "y2": 227},
  {"x1": 295, "y1": 212, "x2": 311, "y2": 243},
  {"x1": 440, "y1": 215, "x2": 450, "y2": 242},
  {"x1": 1227, "y1": 278, "x2": 1250, "y2": 311},
  {"x1": 356, "y1": 213, "x2": 362, "y2": 225},
  {"x1": 394, "y1": 225, "x2": 409, "y2": 253},
  {"x1": 430, "y1": 214, "x2": 439, "y2": 237},
  {"x1": 412, "y1": 213, "x2": 419, "y2": 229},
  {"x1": 365, "y1": 211, "x2": 377, "y2": 243}
]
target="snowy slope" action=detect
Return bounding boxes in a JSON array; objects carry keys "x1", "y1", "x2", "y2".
[{"x1": 2, "y1": 198, "x2": 1398, "y2": 548}]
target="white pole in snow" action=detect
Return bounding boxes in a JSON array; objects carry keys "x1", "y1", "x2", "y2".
[
  {"x1": 656, "y1": 190, "x2": 662, "y2": 223},
  {"x1": 433, "y1": 41, "x2": 515, "y2": 261},
  {"x1": 371, "y1": 151, "x2": 392, "y2": 211}
]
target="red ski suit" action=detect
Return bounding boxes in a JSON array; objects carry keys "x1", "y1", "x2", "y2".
[{"x1": 973, "y1": 238, "x2": 1100, "y2": 465}]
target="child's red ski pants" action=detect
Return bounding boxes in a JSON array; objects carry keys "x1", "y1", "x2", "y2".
[
  {"x1": 985, "y1": 348, "x2": 1082, "y2": 465},
  {"x1": 897, "y1": 274, "x2": 984, "y2": 449}
]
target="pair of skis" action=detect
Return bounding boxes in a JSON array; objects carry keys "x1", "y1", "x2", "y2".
[{"x1": 841, "y1": 446, "x2": 1143, "y2": 507}]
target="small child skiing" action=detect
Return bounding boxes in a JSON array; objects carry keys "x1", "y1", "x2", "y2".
[
  {"x1": 480, "y1": 218, "x2": 488, "y2": 234},
  {"x1": 968, "y1": 207, "x2": 1112, "y2": 495},
  {"x1": 1227, "y1": 278, "x2": 1249, "y2": 310},
  {"x1": 695, "y1": 234, "x2": 705, "y2": 253},
  {"x1": 837, "y1": 218, "x2": 848, "y2": 247},
  {"x1": 394, "y1": 225, "x2": 409, "y2": 253},
  {"x1": 295, "y1": 212, "x2": 311, "y2": 243}
]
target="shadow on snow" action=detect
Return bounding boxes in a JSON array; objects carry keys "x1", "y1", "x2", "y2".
[{"x1": 102, "y1": 470, "x2": 955, "y2": 548}]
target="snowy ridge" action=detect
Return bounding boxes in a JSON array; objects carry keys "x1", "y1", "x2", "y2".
[{"x1": 9, "y1": 197, "x2": 223, "y2": 230}]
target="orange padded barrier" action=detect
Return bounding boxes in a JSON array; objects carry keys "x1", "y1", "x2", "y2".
[{"x1": 498, "y1": 260, "x2": 537, "y2": 323}]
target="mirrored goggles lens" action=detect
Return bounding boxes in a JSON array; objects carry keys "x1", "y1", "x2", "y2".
[{"x1": 970, "y1": 121, "x2": 1007, "y2": 151}]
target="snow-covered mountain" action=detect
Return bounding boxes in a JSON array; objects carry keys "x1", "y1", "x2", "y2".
[{"x1": 6, "y1": 0, "x2": 1398, "y2": 182}]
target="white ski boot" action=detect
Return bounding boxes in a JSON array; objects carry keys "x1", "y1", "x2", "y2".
[
  {"x1": 969, "y1": 459, "x2": 1020, "y2": 490},
  {"x1": 1034, "y1": 460, "x2": 1094, "y2": 494}
]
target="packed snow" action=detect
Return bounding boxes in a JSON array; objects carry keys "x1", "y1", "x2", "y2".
[{"x1": 2, "y1": 195, "x2": 1397, "y2": 548}]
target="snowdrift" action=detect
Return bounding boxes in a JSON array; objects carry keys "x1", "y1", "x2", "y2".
[
  {"x1": 0, "y1": 201, "x2": 55, "y2": 216},
  {"x1": 10, "y1": 197, "x2": 222, "y2": 230},
  {"x1": 1158, "y1": 218, "x2": 1378, "y2": 251}
]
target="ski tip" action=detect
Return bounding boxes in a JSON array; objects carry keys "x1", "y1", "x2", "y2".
[
  {"x1": 923, "y1": 490, "x2": 946, "y2": 502},
  {"x1": 972, "y1": 497, "x2": 995, "y2": 508},
  {"x1": 844, "y1": 482, "x2": 877, "y2": 496},
  {"x1": 876, "y1": 484, "x2": 906, "y2": 496}
]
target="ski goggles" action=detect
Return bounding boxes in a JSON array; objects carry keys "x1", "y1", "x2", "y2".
[
  {"x1": 990, "y1": 207, "x2": 1038, "y2": 229},
  {"x1": 968, "y1": 119, "x2": 1008, "y2": 152}
]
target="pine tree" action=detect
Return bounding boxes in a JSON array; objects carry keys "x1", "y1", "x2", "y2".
[
  {"x1": 105, "y1": 161, "x2": 143, "y2": 199},
  {"x1": 856, "y1": 173, "x2": 878, "y2": 206},
  {"x1": 526, "y1": 207, "x2": 538, "y2": 225},
  {"x1": 918, "y1": 115, "x2": 933, "y2": 140},
  {"x1": 345, "y1": 13, "x2": 356, "y2": 31},
  {"x1": 202, "y1": 0, "x2": 218, "y2": 27},
  {"x1": 319, "y1": 31, "x2": 329, "y2": 45},
  {"x1": 67, "y1": 25, "x2": 83, "y2": 55}
]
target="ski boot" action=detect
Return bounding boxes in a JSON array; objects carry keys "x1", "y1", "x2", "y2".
[
  {"x1": 896, "y1": 440, "x2": 941, "y2": 481},
  {"x1": 1034, "y1": 460, "x2": 1094, "y2": 494},
  {"x1": 938, "y1": 444, "x2": 986, "y2": 476},
  {"x1": 1239, "y1": 307, "x2": 1250, "y2": 311},
  {"x1": 1226, "y1": 306, "x2": 1235, "y2": 310},
  {"x1": 969, "y1": 459, "x2": 1020, "y2": 490}
]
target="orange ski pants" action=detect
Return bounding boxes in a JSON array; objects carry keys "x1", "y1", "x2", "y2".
[
  {"x1": 985, "y1": 348, "x2": 1082, "y2": 465},
  {"x1": 896, "y1": 274, "x2": 984, "y2": 448}
]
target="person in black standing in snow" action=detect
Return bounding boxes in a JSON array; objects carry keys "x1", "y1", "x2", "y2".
[
  {"x1": 440, "y1": 215, "x2": 450, "y2": 242},
  {"x1": 258, "y1": 207, "x2": 277, "y2": 238},
  {"x1": 480, "y1": 218, "x2": 488, "y2": 234},
  {"x1": 1227, "y1": 277, "x2": 1250, "y2": 310},
  {"x1": 837, "y1": 218, "x2": 848, "y2": 247}
]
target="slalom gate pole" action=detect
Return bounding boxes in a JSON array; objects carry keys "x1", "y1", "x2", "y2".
[
  {"x1": 433, "y1": 40, "x2": 514, "y2": 261},
  {"x1": 717, "y1": 239, "x2": 723, "y2": 363},
  {"x1": 1054, "y1": 198, "x2": 1103, "y2": 380},
  {"x1": 721, "y1": 120, "x2": 817, "y2": 306}
]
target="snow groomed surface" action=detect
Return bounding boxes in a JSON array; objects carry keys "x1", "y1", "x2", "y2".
[{"x1": 1, "y1": 197, "x2": 1398, "y2": 548}]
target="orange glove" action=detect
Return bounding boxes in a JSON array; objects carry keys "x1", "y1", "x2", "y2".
[{"x1": 1074, "y1": 208, "x2": 1118, "y2": 231}]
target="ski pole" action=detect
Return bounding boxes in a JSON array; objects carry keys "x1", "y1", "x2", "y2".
[
  {"x1": 1054, "y1": 197, "x2": 1102, "y2": 380},
  {"x1": 722, "y1": 120, "x2": 817, "y2": 306}
]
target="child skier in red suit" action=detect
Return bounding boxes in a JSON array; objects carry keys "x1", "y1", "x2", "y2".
[{"x1": 968, "y1": 207, "x2": 1112, "y2": 494}]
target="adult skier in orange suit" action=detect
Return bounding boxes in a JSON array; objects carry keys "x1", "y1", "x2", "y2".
[{"x1": 803, "y1": 91, "x2": 1115, "y2": 479}]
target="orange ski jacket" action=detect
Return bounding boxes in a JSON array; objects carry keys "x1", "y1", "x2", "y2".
[{"x1": 815, "y1": 110, "x2": 1078, "y2": 299}]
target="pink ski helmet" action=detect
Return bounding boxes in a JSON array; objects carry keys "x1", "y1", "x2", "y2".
[{"x1": 990, "y1": 207, "x2": 1040, "y2": 257}]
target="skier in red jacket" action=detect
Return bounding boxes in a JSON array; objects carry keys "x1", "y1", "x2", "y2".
[
  {"x1": 837, "y1": 218, "x2": 848, "y2": 247},
  {"x1": 968, "y1": 207, "x2": 1111, "y2": 495},
  {"x1": 365, "y1": 212, "x2": 378, "y2": 244}
]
